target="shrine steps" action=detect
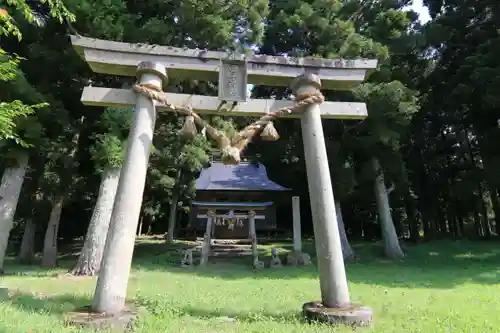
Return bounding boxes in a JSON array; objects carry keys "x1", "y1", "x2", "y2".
[
  {"x1": 209, "y1": 242, "x2": 253, "y2": 261},
  {"x1": 211, "y1": 239, "x2": 252, "y2": 245}
]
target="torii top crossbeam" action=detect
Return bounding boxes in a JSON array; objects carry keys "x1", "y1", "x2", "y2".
[{"x1": 70, "y1": 35, "x2": 377, "y2": 90}]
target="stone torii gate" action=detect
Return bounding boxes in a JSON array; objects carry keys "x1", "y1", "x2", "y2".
[{"x1": 70, "y1": 35, "x2": 377, "y2": 327}]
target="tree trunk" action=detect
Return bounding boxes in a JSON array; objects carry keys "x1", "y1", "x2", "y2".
[
  {"x1": 0, "y1": 152, "x2": 29, "y2": 273},
  {"x1": 437, "y1": 212, "x2": 448, "y2": 238},
  {"x1": 166, "y1": 189, "x2": 180, "y2": 244},
  {"x1": 477, "y1": 183, "x2": 492, "y2": 239},
  {"x1": 480, "y1": 207, "x2": 492, "y2": 239},
  {"x1": 490, "y1": 188, "x2": 500, "y2": 236},
  {"x1": 455, "y1": 215, "x2": 462, "y2": 238},
  {"x1": 137, "y1": 216, "x2": 143, "y2": 236},
  {"x1": 372, "y1": 158, "x2": 405, "y2": 259},
  {"x1": 425, "y1": 201, "x2": 438, "y2": 240},
  {"x1": 482, "y1": 167, "x2": 500, "y2": 236},
  {"x1": 471, "y1": 125, "x2": 500, "y2": 237},
  {"x1": 446, "y1": 209, "x2": 457, "y2": 239},
  {"x1": 142, "y1": 215, "x2": 152, "y2": 236},
  {"x1": 393, "y1": 208, "x2": 404, "y2": 238},
  {"x1": 405, "y1": 192, "x2": 420, "y2": 242},
  {"x1": 175, "y1": 208, "x2": 183, "y2": 239},
  {"x1": 41, "y1": 116, "x2": 84, "y2": 268},
  {"x1": 71, "y1": 167, "x2": 121, "y2": 276},
  {"x1": 18, "y1": 219, "x2": 36, "y2": 264},
  {"x1": 166, "y1": 169, "x2": 182, "y2": 244},
  {"x1": 41, "y1": 196, "x2": 64, "y2": 268},
  {"x1": 418, "y1": 175, "x2": 438, "y2": 240},
  {"x1": 18, "y1": 158, "x2": 45, "y2": 264},
  {"x1": 458, "y1": 217, "x2": 465, "y2": 237},
  {"x1": 473, "y1": 211, "x2": 483, "y2": 238},
  {"x1": 445, "y1": 204, "x2": 455, "y2": 238},
  {"x1": 335, "y1": 200, "x2": 355, "y2": 261}
]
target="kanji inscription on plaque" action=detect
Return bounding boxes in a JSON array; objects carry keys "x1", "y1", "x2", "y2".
[{"x1": 218, "y1": 59, "x2": 248, "y2": 103}]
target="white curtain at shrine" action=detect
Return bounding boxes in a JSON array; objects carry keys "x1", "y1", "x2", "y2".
[{"x1": 213, "y1": 214, "x2": 247, "y2": 229}]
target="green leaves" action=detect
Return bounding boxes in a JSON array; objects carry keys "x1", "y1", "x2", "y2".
[
  {"x1": 0, "y1": 0, "x2": 74, "y2": 149},
  {"x1": 100, "y1": 107, "x2": 132, "y2": 135},
  {"x1": 89, "y1": 107, "x2": 132, "y2": 173},
  {"x1": 0, "y1": 49, "x2": 22, "y2": 81},
  {"x1": 0, "y1": 100, "x2": 47, "y2": 147},
  {"x1": 1, "y1": 0, "x2": 75, "y2": 41},
  {"x1": 90, "y1": 134, "x2": 125, "y2": 172},
  {"x1": 264, "y1": 0, "x2": 389, "y2": 60},
  {"x1": 353, "y1": 81, "x2": 419, "y2": 150}
]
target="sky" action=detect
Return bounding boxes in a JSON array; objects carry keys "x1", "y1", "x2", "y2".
[{"x1": 408, "y1": 0, "x2": 432, "y2": 23}]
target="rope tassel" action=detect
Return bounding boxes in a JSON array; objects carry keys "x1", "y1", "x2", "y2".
[
  {"x1": 132, "y1": 83, "x2": 325, "y2": 166},
  {"x1": 260, "y1": 122, "x2": 279, "y2": 141},
  {"x1": 180, "y1": 115, "x2": 197, "y2": 140},
  {"x1": 221, "y1": 146, "x2": 242, "y2": 165}
]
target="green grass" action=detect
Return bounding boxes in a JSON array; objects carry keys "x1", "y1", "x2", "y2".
[{"x1": 1, "y1": 239, "x2": 499, "y2": 333}]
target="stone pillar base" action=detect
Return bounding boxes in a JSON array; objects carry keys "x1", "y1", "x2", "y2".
[
  {"x1": 286, "y1": 251, "x2": 312, "y2": 266},
  {"x1": 302, "y1": 301, "x2": 373, "y2": 327}
]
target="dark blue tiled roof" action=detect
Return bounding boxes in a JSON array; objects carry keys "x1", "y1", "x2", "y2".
[{"x1": 195, "y1": 162, "x2": 289, "y2": 191}]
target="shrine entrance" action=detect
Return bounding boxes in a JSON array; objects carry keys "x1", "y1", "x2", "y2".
[
  {"x1": 194, "y1": 201, "x2": 272, "y2": 266},
  {"x1": 194, "y1": 202, "x2": 271, "y2": 239},
  {"x1": 211, "y1": 210, "x2": 251, "y2": 239}
]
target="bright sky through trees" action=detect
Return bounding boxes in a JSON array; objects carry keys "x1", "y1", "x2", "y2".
[{"x1": 408, "y1": 0, "x2": 431, "y2": 23}]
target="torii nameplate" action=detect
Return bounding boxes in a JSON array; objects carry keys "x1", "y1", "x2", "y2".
[{"x1": 70, "y1": 36, "x2": 378, "y2": 91}]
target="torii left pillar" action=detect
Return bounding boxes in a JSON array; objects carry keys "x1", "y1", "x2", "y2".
[{"x1": 92, "y1": 61, "x2": 167, "y2": 315}]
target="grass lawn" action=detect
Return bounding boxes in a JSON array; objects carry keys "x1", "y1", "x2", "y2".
[{"x1": 0, "y1": 239, "x2": 499, "y2": 333}]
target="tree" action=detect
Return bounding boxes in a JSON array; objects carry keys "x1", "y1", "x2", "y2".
[
  {"x1": 145, "y1": 110, "x2": 212, "y2": 243},
  {"x1": 0, "y1": 0, "x2": 75, "y2": 273},
  {"x1": 40, "y1": 115, "x2": 85, "y2": 268},
  {"x1": 251, "y1": 0, "x2": 411, "y2": 251},
  {"x1": 164, "y1": 136, "x2": 210, "y2": 243},
  {"x1": 0, "y1": 1, "x2": 74, "y2": 143},
  {"x1": 352, "y1": 81, "x2": 418, "y2": 259},
  {"x1": 71, "y1": 107, "x2": 131, "y2": 276},
  {"x1": 0, "y1": 83, "x2": 44, "y2": 272},
  {"x1": 0, "y1": 149, "x2": 28, "y2": 272}
]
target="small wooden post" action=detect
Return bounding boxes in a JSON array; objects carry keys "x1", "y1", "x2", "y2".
[
  {"x1": 249, "y1": 210, "x2": 262, "y2": 269},
  {"x1": 248, "y1": 210, "x2": 256, "y2": 239},
  {"x1": 292, "y1": 196, "x2": 302, "y2": 253},
  {"x1": 200, "y1": 210, "x2": 214, "y2": 266},
  {"x1": 287, "y1": 196, "x2": 312, "y2": 267}
]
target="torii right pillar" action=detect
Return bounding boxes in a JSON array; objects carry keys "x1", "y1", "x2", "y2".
[{"x1": 291, "y1": 73, "x2": 372, "y2": 326}]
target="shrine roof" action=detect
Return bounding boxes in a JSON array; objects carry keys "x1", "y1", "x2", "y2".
[{"x1": 195, "y1": 162, "x2": 289, "y2": 191}]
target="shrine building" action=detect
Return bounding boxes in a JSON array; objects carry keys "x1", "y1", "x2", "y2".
[{"x1": 188, "y1": 153, "x2": 290, "y2": 239}]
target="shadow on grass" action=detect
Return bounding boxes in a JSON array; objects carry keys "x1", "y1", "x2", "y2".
[
  {"x1": 134, "y1": 295, "x2": 301, "y2": 323},
  {"x1": 4, "y1": 291, "x2": 91, "y2": 316},
  {"x1": 0, "y1": 259, "x2": 73, "y2": 277},
  {"x1": 0, "y1": 291, "x2": 95, "y2": 333},
  {"x1": 176, "y1": 305, "x2": 301, "y2": 323},
  {"x1": 131, "y1": 239, "x2": 500, "y2": 289}
]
